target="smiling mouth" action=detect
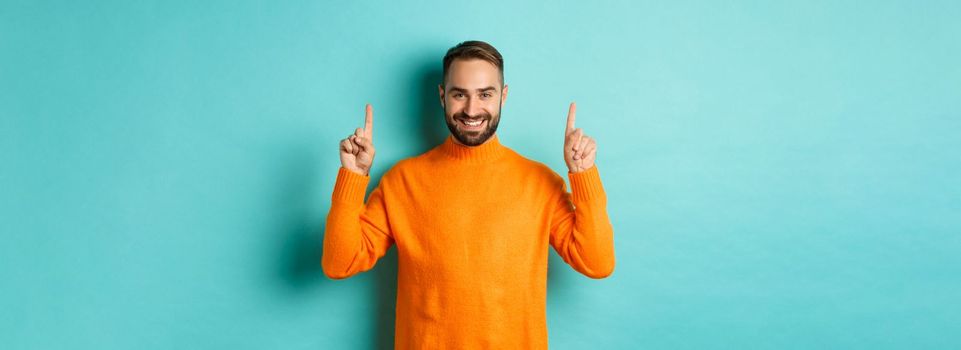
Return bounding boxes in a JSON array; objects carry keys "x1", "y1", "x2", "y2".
[{"x1": 457, "y1": 117, "x2": 487, "y2": 130}]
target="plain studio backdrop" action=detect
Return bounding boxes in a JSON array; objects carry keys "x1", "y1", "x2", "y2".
[{"x1": 1, "y1": 1, "x2": 959, "y2": 349}]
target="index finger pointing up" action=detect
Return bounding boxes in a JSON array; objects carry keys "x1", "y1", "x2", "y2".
[
  {"x1": 566, "y1": 102, "x2": 576, "y2": 133},
  {"x1": 364, "y1": 103, "x2": 373, "y2": 138}
]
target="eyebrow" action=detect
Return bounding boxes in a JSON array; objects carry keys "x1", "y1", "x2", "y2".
[{"x1": 448, "y1": 86, "x2": 498, "y2": 93}]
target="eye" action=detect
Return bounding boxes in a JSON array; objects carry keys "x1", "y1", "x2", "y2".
[
  {"x1": 482, "y1": 93, "x2": 493, "y2": 98},
  {"x1": 453, "y1": 93, "x2": 465, "y2": 99}
]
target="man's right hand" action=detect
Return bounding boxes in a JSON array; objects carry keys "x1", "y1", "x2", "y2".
[{"x1": 339, "y1": 104, "x2": 375, "y2": 176}]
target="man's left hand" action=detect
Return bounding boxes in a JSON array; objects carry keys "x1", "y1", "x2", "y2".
[{"x1": 564, "y1": 102, "x2": 597, "y2": 173}]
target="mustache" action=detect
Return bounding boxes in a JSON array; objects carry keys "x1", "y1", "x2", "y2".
[{"x1": 452, "y1": 111, "x2": 492, "y2": 121}]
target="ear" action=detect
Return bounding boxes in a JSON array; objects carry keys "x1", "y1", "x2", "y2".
[
  {"x1": 500, "y1": 84, "x2": 509, "y2": 107},
  {"x1": 437, "y1": 84, "x2": 445, "y2": 108}
]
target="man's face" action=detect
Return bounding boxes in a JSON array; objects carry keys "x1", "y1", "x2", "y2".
[{"x1": 439, "y1": 59, "x2": 508, "y2": 146}]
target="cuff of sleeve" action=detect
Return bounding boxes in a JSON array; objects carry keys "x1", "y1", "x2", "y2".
[
  {"x1": 332, "y1": 167, "x2": 370, "y2": 204},
  {"x1": 568, "y1": 165, "x2": 606, "y2": 203}
]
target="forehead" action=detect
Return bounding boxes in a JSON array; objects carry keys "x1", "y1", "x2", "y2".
[{"x1": 446, "y1": 59, "x2": 501, "y2": 88}]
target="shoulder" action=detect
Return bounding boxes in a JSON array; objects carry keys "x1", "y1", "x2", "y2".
[
  {"x1": 379, "y1": 156, "x2": 417, "y2": 182},
  {"x1": 503, "y1": 148, "x2": 566, "y2": 189},
  {"x1": 378, "y1": 148, "x2": 435, "y2": 182}
]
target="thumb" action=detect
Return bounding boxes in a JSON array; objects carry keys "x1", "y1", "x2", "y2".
[{"x1": 356, "y1": 136, "x2": 374, "y2": 153}]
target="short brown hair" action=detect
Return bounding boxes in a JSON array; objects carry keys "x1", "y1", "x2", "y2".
[{"x1": 442, "y1": 40, "x2": 504, "y2": 86}]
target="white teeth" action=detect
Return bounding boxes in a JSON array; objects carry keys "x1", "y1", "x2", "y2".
[{"x1": 464, "y1": 120, "x2": 482, "y2": 126}]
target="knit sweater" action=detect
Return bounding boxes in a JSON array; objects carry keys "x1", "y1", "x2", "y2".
[{"x1": 322, "y1": 134, "x2": 615, "y2": 349}]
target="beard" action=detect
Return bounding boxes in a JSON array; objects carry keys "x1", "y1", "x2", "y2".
[{"x1": 444, "y1": 103, "x2": 501, "y2": 146}]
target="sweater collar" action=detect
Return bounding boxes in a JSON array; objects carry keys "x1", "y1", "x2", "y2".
[{"x1": 438, "y1": 133, "x2": 508, "y2": 163}]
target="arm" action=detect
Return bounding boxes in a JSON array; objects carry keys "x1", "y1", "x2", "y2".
[
  {"x1": 549, "y1": 102, "x2": 615, "y2": 278},
  {"x1": 549, "y1": 165, "x2": 615, "y2": 279},
  {"x1": 321, "y1": 104, "x2": 393, "y2": 279},
  {"x1": 321, "y1": 167, "x2": 394, "y2": 279}
]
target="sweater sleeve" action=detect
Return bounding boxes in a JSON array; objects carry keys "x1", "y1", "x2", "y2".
[
  {"x1": 548, "y1": 165, "x2": 616, "y2": 279},
  {"x1": 321, "y1": 167, "x2": 395, "y2": 279}
]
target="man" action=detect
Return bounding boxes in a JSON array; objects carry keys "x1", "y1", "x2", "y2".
[{"x1": 322, "y1": 40, "x2": 615, "y2": 349}]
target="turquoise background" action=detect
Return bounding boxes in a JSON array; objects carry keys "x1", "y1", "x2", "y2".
[{"x1": 2, "y1": 1, "x2": 959, "y2": 349}]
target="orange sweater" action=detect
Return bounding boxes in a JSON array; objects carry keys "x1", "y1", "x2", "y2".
[{"x1": 322, "y1": 134, "x2": 615, "y2": 349}]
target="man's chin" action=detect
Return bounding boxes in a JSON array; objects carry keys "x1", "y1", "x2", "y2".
[
  {"x1": 453, "y1": 129, "x2": 492, "y2": 146},
  {"x1": 445, "y1": 117, "x2": 498, "y2": 146}
]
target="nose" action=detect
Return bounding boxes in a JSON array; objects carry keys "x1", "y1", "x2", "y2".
[{"x1": 465, "y1": 97, "x2": 483, "y2": 118}]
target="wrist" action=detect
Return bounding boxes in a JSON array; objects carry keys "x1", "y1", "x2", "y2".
[
  {"x1": 343, "y1": 165, "x2": 370, "y2": 176},
  {"x1": 567, "y1": 163, "x2": 594, "y2": 174}
]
